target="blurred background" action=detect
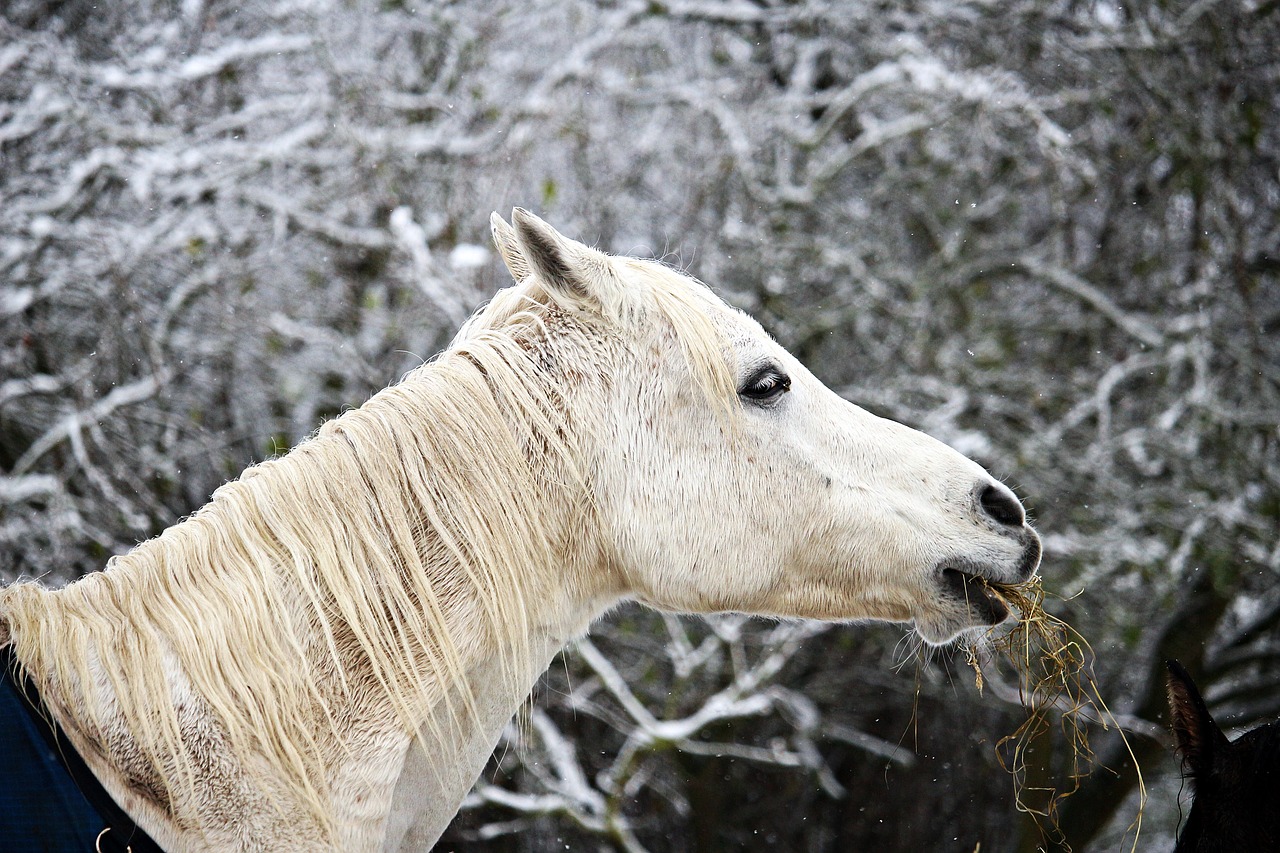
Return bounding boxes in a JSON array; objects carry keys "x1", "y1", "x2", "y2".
[{"x1": 2, "y1": 1, "x2": 1277, "y2": 849}]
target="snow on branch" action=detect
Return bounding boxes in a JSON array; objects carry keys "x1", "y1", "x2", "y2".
[
  {"x1": 95, "y1": 34, "x2": 313, "y2": 90},
  {"x1": 238, "y1": 187, "x2": 392, "y2": 251},
  {"x1": 12, "y1": 374, "x2": 167, "y2": 476},
  {"x1": 1020, "y1": 255, "x2": 1166, "y2": 348},
  {"x1": 388, "y1": 207, "x2": 473, "y2": 328},
  {"x1": 0, "y1": 474, "x2": 62, "y2": 504}
]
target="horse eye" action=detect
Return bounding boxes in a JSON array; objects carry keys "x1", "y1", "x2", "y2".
[{"x1": 739, "y1": 367, "x2": 791, "y2": 404}]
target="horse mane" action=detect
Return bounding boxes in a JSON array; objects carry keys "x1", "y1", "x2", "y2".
[{"x1": 0, "y1": 255, "x2": 736, "y2": 840}]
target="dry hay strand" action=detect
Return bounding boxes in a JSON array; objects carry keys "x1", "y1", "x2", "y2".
[{"x1": 962, "y1": 576, "x2": 1146, "y2": 853}]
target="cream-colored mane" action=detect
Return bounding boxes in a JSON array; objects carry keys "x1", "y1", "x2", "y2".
[{"x1": 0, "y1": 226, "x2": 732, "y2": 844}]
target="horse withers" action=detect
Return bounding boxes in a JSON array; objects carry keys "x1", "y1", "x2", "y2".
[
  {"x1": 1167, "y1": 659, "x2": 1280, "y2": 852},
  {"x1": 1, "y1": 210, "x2": 1041, "y2": 851}
]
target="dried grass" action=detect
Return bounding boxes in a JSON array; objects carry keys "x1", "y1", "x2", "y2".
[{"x1": 963, "y1": 576, "x2": 1146, "y2": 853}]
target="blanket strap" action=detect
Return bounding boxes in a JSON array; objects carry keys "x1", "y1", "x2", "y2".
[{"x1": 1, "y1": 645, "x2": 165, "y2": 853}]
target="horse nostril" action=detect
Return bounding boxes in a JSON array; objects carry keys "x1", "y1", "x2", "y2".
[{"x1": 979, "y1": 484, "x2": 1025, "y2": 527}]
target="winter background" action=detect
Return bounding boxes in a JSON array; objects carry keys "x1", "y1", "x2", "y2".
[{"x1": 2, "y1": 1, "x2": 1278, "y2": 850}]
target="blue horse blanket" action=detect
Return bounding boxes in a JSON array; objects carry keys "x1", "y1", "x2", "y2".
[
  {"x1": 1, "y1": 655, "x2": 161, "y2": 852},
  {"x1": 0, "y1": 670, "x2": 107, "y2": 850}
]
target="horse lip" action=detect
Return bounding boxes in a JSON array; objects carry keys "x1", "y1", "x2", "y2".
[{"x1": 939, "y1": 567, "x2": 1010, "y2": 625}]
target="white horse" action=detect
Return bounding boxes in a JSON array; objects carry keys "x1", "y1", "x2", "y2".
[{"x1": 0, "y1": 210, "x2": 1040, "y2": 851}]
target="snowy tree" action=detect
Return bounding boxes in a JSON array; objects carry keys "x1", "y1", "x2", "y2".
[{"x1": 3, "y1": 1, "x2": 1277, "y2": 849}]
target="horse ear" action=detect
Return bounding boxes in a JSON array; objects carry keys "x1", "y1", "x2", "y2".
[
  {"x1": 1167, "y1": 659, "x2": 1230, "y2": 777},
  {"x1": 490, "y1": 212, "x2": 532, "y2": 282},
  {"x1": 510, "y1": 208, "x2": 612, "y2": 304}
]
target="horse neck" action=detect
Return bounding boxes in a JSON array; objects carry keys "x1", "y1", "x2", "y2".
[
  {"x1": 347, "y1": 465, "x2": 619, "y2": 851},
  {"x1": 372, "y1": 488, "x2": 627, "y2": 849},
  {"x1": 378, "y1": 618, "x2": 584, "y2": 851},
  {"x1": 0, "y1": 343, "x2": 627, "y2": 848},
  {"x1": 360, "y1": 366, "x2": 626, "y2": 849}
]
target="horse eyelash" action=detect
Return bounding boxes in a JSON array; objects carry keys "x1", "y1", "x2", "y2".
[{"x1": 738, "y1": 366, "x2": 791, "y2": 402}]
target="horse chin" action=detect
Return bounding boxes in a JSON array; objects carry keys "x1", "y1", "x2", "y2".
[
  {"x1": 912, "y1": 616, "x2": 970, "y2": 647},
  {"x1": 914, "y1": 568, "x2": 1014, "y2": 647}
]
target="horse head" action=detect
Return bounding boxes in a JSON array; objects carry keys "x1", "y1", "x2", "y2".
[{"x1": 487, "y1": 210, "x2": 1041, "y2": 645}]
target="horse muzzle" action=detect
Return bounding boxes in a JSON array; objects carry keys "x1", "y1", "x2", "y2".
[{"x1": 918, "y1": 529, "x2": 1042, "y2": 643}]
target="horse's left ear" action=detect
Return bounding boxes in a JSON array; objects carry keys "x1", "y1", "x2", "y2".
[
  {"x1": 1167, "y1": 659, "x2": 1230, "y2": 778},
  {"x1": 510, "y1": 208, "x2": 619, "y2": 308},
  {"x1": 490, "y1": 212, "x2": 531, "y2": 282}
]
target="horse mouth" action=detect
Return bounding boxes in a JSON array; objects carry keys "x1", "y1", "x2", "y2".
[{"x1": 939, "y1": 568, "x2": 1010, "y2": 626}]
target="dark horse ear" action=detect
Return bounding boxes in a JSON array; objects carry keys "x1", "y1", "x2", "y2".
[{"x1": 1167, "y1": 659, "x2": 1230, "y2": 778}]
